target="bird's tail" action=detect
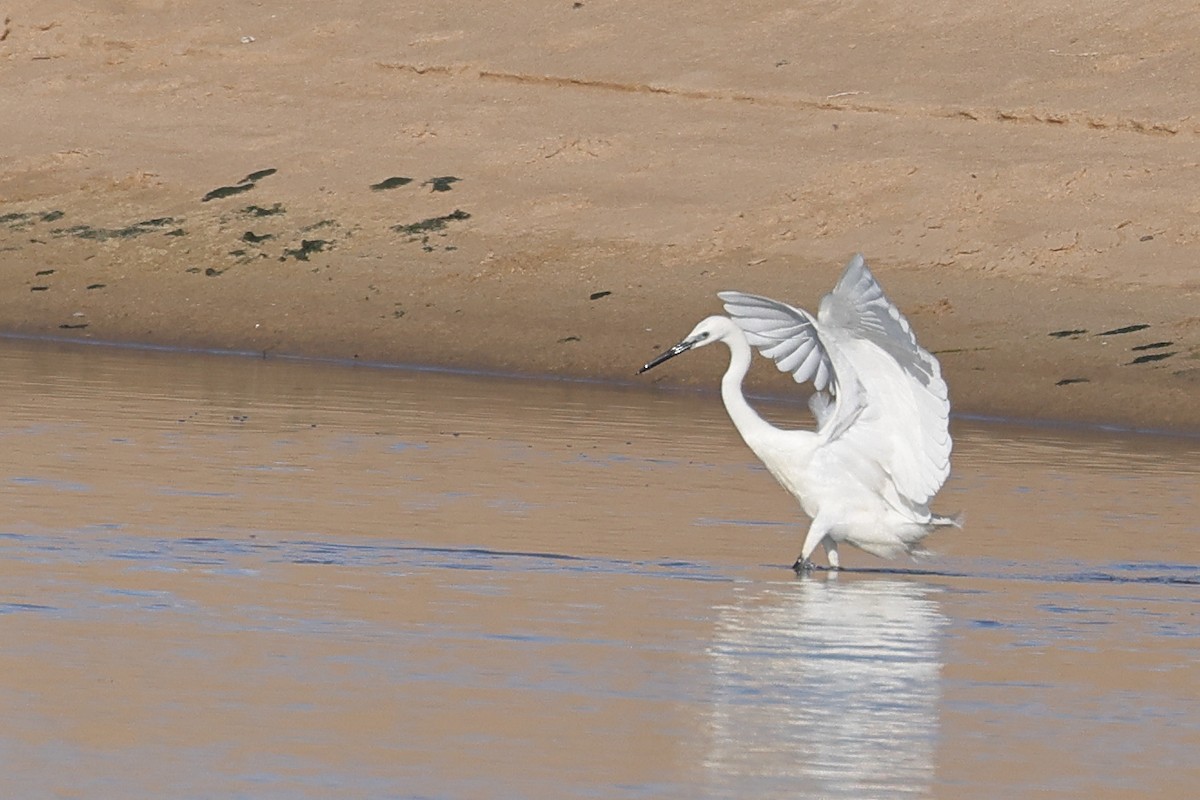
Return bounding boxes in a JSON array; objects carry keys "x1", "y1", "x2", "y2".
[{"x1": 931, "y1": 511, "x2": 965, "y2": 529}]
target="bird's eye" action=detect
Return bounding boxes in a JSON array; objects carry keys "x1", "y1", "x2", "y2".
[{"x1": 697, "y1": 332, "x2": 710, "y2": 341}]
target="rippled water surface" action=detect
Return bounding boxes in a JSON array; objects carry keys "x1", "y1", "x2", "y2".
[{"x1": 1, "y1": 339, "x2": 1197, "y2": 798}]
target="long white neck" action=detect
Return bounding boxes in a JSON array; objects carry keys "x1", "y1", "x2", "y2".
[{"x1": 719, "y1": 329, "x2": 776, "y2": 445}]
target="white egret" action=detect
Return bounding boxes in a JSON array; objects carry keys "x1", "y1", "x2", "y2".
[{"x1": 639, "y1": 254, "x2": 958, "y2": 570}]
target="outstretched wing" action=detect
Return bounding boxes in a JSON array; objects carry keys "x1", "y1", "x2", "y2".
[
  {"x1": 718, "y1": 290, "x2": 862, "y2": 443},
  {"x1": 720, "y1": 255, "x2": 952, "y2": 508},
  {"x1": 817, "y1": 255, "x2": 951, "y2": 505},
  {"x1": 716, "y1": 292, "x2": 835, "y2": 393},
  {"x1": 818, "y1": 254, "x2": 942, "y2": 392}
]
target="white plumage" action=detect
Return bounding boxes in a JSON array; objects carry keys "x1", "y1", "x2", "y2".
[{"x1": 640, "y1": 254, "x2": 958, "y2": 569}]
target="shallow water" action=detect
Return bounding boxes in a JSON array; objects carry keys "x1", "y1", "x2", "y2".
[{"x1": 1, "y1": 339, "x2": 1197, "y2": 798}]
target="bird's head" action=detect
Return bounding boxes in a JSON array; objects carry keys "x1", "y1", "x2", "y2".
[{"x1": 638, "y1": 315, "x2": 734, "y2": 374}]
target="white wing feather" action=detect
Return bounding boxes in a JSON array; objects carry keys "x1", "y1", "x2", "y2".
[
  {"x1": 719, "y1": 254, "x2": 951, "y2": 510},
  {"x1": 716, "y1": 292, "x2": 834, "y2": 392}
]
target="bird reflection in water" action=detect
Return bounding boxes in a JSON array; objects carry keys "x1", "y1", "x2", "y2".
[{"x1": 704, "y1": 576, "x2": 947, "y2": 797}]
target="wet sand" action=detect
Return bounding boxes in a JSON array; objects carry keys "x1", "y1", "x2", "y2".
[
  {"x1": 2, "y1": 1, "x2": 1200, "y2": 431},
  {"x1": 1, "y1": 340, "x2": 1198, "y2": 797}
]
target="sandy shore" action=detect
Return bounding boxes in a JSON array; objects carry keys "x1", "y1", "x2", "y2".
[{"x1": 3, "y1": 1, "x2": 1199, "y2": 431}]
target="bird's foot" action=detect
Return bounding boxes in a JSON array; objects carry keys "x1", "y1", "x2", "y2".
[{"x1": 792, "y1": 559, "x2": 840, "y2": 573}]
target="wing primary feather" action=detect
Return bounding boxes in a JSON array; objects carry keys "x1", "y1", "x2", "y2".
[{"x1": 719, "y1": 291, "x2": 834, "y2": 390}]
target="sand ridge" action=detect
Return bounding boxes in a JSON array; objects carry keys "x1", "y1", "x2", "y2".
[{"x1": 2, "y1": 1, "x2": 1198, "y2": 430}]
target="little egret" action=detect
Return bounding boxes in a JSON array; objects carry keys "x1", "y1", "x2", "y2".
[{"x1": 639, "y1": 254, "x2": 958, "y2": 570}]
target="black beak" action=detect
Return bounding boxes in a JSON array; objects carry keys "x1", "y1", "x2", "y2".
[{"x1": 638, "y1": 339, "x2": 693, "y2": 374}]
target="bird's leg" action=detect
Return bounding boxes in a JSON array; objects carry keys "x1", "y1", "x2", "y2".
[
  {"x1": 793, "y1": 519, "x2": 831, "y2": 573},
  {"x1": 823, "y1": 538, "x2": 840, "y2": 571}
]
